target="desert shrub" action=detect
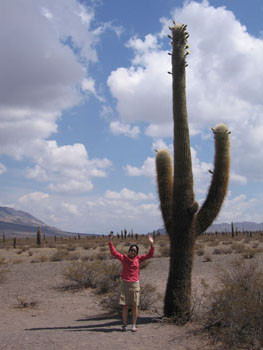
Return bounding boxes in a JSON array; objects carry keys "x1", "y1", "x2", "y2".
[
  {"x1": 139, "y1": 283, "x2": 160, "y2": 310},
  {"x1": 82, "y1": 243, "x2": 93, "y2": 250},
  {"x1": 159, "y1": 246, "x2": 170, "y2": 257},
  {"x1": 207, "y1": 240, "x2": 219, "y2": 247},
  {"x1": 140, "y1": 260, "x2": 150, "y2": 270},
  {"x1": 203, "y1": 254, "x2": 212, "y2": 262},
  {"x1": 242, "y1": 247, "x2": 255, "y2": 259},
  {"x1": 12, "y1": 258, "x2": 24, "y2": 264},
  {"x1": 30, "y1": 255, "x2": 48, "y2": 263},
  {"x1": 203, "y1": 260, "x2": 263, "y2": 349},
  {"x1": 89, "y1": 252, "x2": 110, "y2": 261},
  {"x1": 95, "y1": 262, "x2": 122, "y2": 294},
  {"x1": 63, "y1": 260, "x2": 100, "y2": 289},
  {"x1": 100, "y1": 246, "x2": 108, "y2": 252},
  {"x1": 213, "y1": 247, "x2": 232, "y2": 255},
  {"x1": 231, "y1": 243, "x2": 246, "y2": 254},
  {"x1": 0, "y1": 257, "x2": 7, "y2": 265},
  {"x1": 50, "y1": 249, "x2": 70, "y2": 261},
  {"x1": 0, "y1": 268, "x2": 8, "y2": 283},
  {"x1": 222, "y1": 240, "x2": 233, "y2": 245},
  {"x1": 196, "y1": 246, "x2": 205, "y2": 256},
  {"x1": 15, "y1": 297, "x2": 39, "y2": 309},
  {"x1": 158, "y1": 240, "x2": 167, "y2": 247},
  {"x1": 66, "y1": 245, "x2": 77, "y2": 252},
  {"x1": 63, "y1": 260, "x2": 121, "y2": 291},
  {"x1": 100, "y1": 282, "x2": 159, "y2": 313}
]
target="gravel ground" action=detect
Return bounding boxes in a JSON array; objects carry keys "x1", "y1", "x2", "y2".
[{"x1": 0, "y1": 246, "x2": 252, "y2": 350}]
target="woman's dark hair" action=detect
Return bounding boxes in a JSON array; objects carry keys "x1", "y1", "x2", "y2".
[{"x1": 129, "y1": 244, "x2": 139, "y2": 255}]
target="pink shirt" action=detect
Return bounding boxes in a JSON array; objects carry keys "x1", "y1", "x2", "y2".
[{"x1": 109, "y1": 241, "x2": 154, "y2": 282}]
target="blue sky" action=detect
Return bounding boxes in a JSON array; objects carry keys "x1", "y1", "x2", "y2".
[{"x1": 0, "y1": 0, "x2": 262, "y2": 234}]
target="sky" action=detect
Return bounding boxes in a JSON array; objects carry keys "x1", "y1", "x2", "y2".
[{"x1": 0, "y1": 0, "x2": 262, "y2": 234}]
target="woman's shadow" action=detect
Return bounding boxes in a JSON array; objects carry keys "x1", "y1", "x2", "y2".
[{"x1": 25, "y1": 314, "x2": 161, "y2": 333}]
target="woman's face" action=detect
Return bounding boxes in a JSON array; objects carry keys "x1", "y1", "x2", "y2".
[{"x1": 128, "y1": 246, "x2": 137, "y2": 258}]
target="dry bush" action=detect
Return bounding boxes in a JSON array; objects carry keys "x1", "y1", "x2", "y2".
[
  {"x1": 100, "y1": 282, "x2": 159, "y2": 313},
  {"x1": 66, "y1": 245, "x2": 77, "y2": 252},
  {"x1": 30, "y1": 255, "x2": 48, "y2": 263},
  {"x1": 207, "y1": 240, "x2": 220, "y2": 247},
  {"x1": 213, "y1": 247, "x2": 232, "y2": 255},
  {"x1": 140, "y1": 260, "x2": 150, "y2": 270},
  {"x1": 82, "y1": 243, "x2": 94, "y2": 250},
  {"x1": 0, "y1": 268, "x2": 8, "y2": 283},
  {"x1": 196, "y1": 245, "x2": 205, "y2": 256},
  {"x1": 159, "y1": 245, "x2": 170, "y2": 257},
  {"x1": 222, "y1": 240, "x2": 233, "y2": 245},
  {"x1": 139, "y1": 283, "x2": 160, "y2": 310},
  {"x1": 63, "y1": 260, "x2": 121, "y2": 292},
  {"x1": 231, "y1": 242, "x2": 246, "y2": 254},
  {"x1": 50, "y1": 249, "x2": 70, "y2": 261},
  {"x1": 0, "y1": 257, "x2": 7, "y2": 265},
  {"x1": 203, "y1": 260, "x2": 263, "y2": 349},
  {"x1": 12, "y1": 258, "x2": 24, "y2": 264},
  {"x1": 15, "y1": 297, "x2": 39, "y2": 309},
  {"x1": 242, "y1": 247, "x2": 256, "y2": 259}
]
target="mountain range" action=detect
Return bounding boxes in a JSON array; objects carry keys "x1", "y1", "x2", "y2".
[
  {"x1": 0, "y1": 206, "x2": 77, "y2": 237},
  {"x1": 1, "y1": 206, "x2": 262, "y2": 237}
]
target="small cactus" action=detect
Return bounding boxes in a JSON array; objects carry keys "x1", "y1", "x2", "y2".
[
  {"x1": 156, "y1": 22, "x2": 230, "y2": 321},
  {"x1": 36, "y1": 225, "x2": 41, "y2": 246}
]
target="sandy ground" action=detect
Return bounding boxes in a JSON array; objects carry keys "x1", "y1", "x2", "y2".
[{"x1": 0, "y1": 242, "x2": 257, "y2": 350}]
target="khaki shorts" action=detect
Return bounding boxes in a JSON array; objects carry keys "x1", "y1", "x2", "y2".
[{"x1": 119, "y1": 281, "x2": 140, "y2": 306}]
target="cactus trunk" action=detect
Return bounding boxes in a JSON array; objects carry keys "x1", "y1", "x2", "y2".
[{"x1": 156, "y1": 22, "x2": 230, "y2": 322}]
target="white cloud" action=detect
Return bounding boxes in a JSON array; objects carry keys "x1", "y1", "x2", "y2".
[
  {"x1": 230, "y1": 172, "x2": 247, "y2": 185},
  {"x1": 25, "y1": 141, "x2": 112, "y2": 194},
  {"x1": 14, "y1": 190, "x2": 161, "y2": 234},
  {"x1": 19, "y1": 192, "x2": 50, "y2": 203},
  {"x1": 108, "y1": 1, "x2": 263, "y2": 181},
  {"x1": 105, "y1": 188, "x2": 155, "y2": 201},
  {"x1": 62, "y1": 202, "x2": 79, "y2": 216},
  {"x1": 216, "y1": 194, "x2": 263, "y2": 223},
  {"x1": 110, "y1": 121, "x2": 140, "y2": 138},
  {"x1": 0, "y1": 0, "x2": 106, "y2": 159},
  {"x1": 125, "y1": 157, "x2": 155, "y2": 177},
  {"x1": 0, "y1": 163, "x2": 6, "y2": 175}
]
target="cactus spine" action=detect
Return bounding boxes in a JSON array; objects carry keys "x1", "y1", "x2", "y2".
[{"x1": 156, "y1": 22, "x2": 230, "y2": 322}]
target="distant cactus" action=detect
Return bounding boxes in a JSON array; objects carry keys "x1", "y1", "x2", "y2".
[
  {"x1": 13, "y1": 237, "x2": 16, "y2": 249},
  {"x1": 156, "y1": 22, "x2": 230, "y2": 322},
  {"x1": 231, "y1": 222, "x2": 235, "y2": 238},
  {"x1": 36, "y1": 225, "x2": 41, "y2": 246}
]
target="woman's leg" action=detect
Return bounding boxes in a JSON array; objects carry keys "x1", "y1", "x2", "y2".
[
  {"x1": 122, "y1": 305, "x2": 129, "y2": 326},
  {"x1": 132, "y1": 303, "x2": 138, "y2": 327}
]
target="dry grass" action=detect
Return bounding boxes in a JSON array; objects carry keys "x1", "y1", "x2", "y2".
[{"x1": 202, "y1": 259, "x2": 263, "y2": 349}]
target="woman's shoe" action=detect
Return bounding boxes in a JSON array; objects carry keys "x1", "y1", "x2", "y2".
[
  {"x1": 121, "y1": 325, "x2": 127, "y2": 331},
  {"x1": 131, "y1": 325, "x2": 137, "y2": 332}
]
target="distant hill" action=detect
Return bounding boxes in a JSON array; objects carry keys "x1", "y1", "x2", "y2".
[
  {"x1": 0, "y1": 206, "x2": 79, "y2": 237},
  {"x1": 156, "y1": 221, "x2": 263, "y2": 234}
]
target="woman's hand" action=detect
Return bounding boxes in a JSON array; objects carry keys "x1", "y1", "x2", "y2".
[{"x1": 148, "y1": 234, "x2": 154, "y2": 245}]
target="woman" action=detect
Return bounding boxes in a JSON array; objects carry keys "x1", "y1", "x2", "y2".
[{"x1": 109, "y1": 232, "x2": 154, "y2": 332}]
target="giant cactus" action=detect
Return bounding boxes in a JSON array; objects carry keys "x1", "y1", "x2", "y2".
[{"x1": 156, "y1": 22, "x2": 230, "y2": 322}]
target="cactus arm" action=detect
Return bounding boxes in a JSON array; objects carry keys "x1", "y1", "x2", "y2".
[
  {"x1": 196, "y1": 124, "x2": 231, "y2": 235},
  {"x1": 156, "y1": 149, "x2": 173, "y2": 235}
]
